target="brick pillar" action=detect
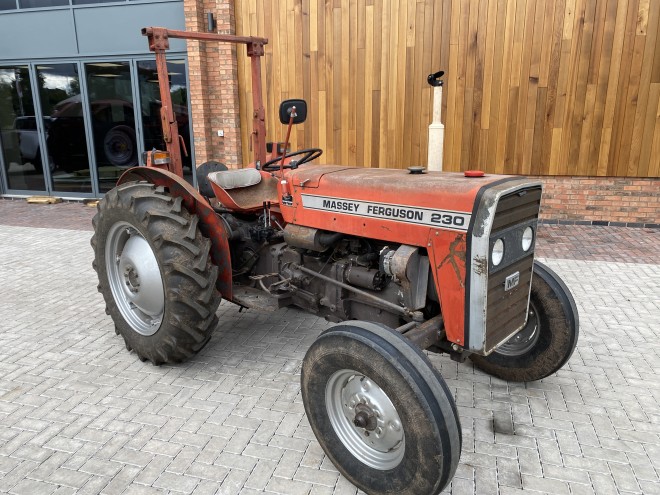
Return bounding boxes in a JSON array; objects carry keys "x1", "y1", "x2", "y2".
[{"x1": 183, "y1": 0, "x2": 243, "y2": 168}]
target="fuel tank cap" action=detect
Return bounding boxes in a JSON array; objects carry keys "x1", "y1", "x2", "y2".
[{"x1": 407, "y1": 166, "x2": 426, "y2": 174}]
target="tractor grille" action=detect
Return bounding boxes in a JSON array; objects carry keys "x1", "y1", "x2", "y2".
[{"x1": 484, "y1": 186, "x2": 542, "y2": 352}]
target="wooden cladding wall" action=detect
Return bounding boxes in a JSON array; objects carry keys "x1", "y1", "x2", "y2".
[{"x1": 235, "y1": 0, "x2": 660, "y2": 177}]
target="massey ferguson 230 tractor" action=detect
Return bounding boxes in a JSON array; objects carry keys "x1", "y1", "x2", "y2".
[{"x1": 92, "y1": 28, "x2": 579, "y2": 495}]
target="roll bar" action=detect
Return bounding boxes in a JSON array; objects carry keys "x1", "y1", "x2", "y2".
[{"x1": 141, "y1": 26, "x2": 269, "y2": 175}]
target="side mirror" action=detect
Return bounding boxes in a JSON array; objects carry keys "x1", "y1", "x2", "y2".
[{"x1": 279, "y1": 99, "x2": 307, "y2": 125}]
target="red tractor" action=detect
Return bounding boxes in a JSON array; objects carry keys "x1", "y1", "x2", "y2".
[{"x1": 92, "y1": 27, "x2": 579, "y2": 495}]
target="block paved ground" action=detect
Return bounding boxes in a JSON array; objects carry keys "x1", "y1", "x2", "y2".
[{"x1": 0, "y1": 200, "x2": 659, "y2": 494}]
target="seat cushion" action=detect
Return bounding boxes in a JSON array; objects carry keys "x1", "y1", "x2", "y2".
[{"x1": 208, "y1": 168, "x2": 262, "y2": 190}]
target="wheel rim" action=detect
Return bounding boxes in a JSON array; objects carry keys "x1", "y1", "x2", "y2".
[
  {"x1": 495, "y1": 300, "x2": 540, "y2": 356},
  {"x1": 105, "y1": 221, "x2": 164, "y2": 336},
  {"x1": 325, "y1": 369, "x2": 405, "y2": 470}
]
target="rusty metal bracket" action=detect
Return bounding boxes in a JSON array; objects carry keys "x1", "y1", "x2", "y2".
[
  {"x1": 140, "y1": 26, "x2": 269, "y2": 173},
  {"x1": 144, "y1": 27, "x2": 170, "y2": 51},
  {"x1": 247, "y1": 42, "x2": 265, "y2": 57}
]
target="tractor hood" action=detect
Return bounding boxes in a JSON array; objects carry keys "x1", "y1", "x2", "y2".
[{"x1": 284, "y1": 165, "x2": 518, "y2": 234}]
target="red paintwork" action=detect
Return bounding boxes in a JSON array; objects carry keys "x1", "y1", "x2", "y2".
[
  {"x1": 210, "y1": 170, "x2": 278, "y2": 213},
  {"x1": 117, "y1": 167, "x2": 233, "y2": 300},
  {"x1": 277, "y1": 165, "x2": 514, "y2": 345}
]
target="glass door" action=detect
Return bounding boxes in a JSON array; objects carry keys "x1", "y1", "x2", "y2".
[
  {"x1": 85, "y1": 61, "x2": 138, "y2": 193},
  {"x1": 0, "y1": 66, "x2": 46, "y2": 192},
  {"x1": 36, "y1": 63, "x2": 94, "y2": 194}
]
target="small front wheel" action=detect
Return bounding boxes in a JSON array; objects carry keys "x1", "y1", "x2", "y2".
[
  {"x1": 470, "y1": 260, "x2": 579, "y2": 382},
  {"x1": 301, "y1": 321, "x2": 461, "y2": 495}
]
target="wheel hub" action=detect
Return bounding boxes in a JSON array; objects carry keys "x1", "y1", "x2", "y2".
[
  {"x1": 106, "y1": 222, "x2": 165, "y2": 336},
  {"x1": 326, "y1": 370, "x2": 405, "y2": 470},
  {"x1": 124, "y1": 265, "x2": 140, "y2": 293},
  {"x1": 353, "y1": 404, "x2": 377, "y2": 431}
]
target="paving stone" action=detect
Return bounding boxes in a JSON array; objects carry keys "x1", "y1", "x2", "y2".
[
  {"x1": 543, "y1": 464, "x2": 591, "y2": 485},
  {"x1": 294, "y1": 466, "x2": 339, "y2": 487},
  {"x1": 609, "y1": 463, "x2": 643, "y2": 493},
  {"x1": 153, "y1": 470, "x2": 200, "y2": 493},
  {"x1": 79, "y1": 458, "x2": 123, "y2": 477},
  {"x1": 47, "y1": 467, "x2": 92, "y2": 489},
  {"x1": 266, "y1": 476, "x2": 314, "y2": 495},
  {"x1": 217, "y1": 468, "x2": 250, "y2": 495},
  {"x1": 191, "y1": 479, "x2": 222, "y2": 495},
  {"x1": 522, "y1": 474, "x2": 570, "y2": 494},
  {"x1": 7, "y1": 478, "x2": 58, "y2": 495}
]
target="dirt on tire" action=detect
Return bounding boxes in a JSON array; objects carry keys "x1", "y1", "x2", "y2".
[{"x1": 91, "y1": 182, "x2": 221, "y2": 364}]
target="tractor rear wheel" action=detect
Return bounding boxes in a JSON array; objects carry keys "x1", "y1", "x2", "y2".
[
  {"x1": 301, "y1": 321, "x2": 461, "y2": 495},
  {"x1": 91, "y1": 182, "x2": 221, "y2": 364},
  {"x1": 470, "y1": 261, "x2": 579, "y2": 382}
]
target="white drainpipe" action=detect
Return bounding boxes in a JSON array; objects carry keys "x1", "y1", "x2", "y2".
[{"x1": 427, "y1": 71, "x2": 445, "y2": 172}]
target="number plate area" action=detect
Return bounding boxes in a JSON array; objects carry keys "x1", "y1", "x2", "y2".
[{"x1": 504, "y1": 271, "x2": 520, "y2": 291}]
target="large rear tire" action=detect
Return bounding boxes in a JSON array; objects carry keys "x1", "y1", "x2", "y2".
[
  {"x1": 301, "y1": 321, "x2": 461, "y2": 495},
  {"x1": 470, "y1": 260, "x2": 579, "y2": 382},
  {"x1": 91, "y1": 182, "x2": 221, "y2": 364}
]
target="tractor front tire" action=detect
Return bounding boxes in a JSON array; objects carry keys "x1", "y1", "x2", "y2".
[
  {"x1": 301, "y1": 321, "x2": 462, "y2": 495},
  {"x1": 470, "y1": 261, "x2": 579, "y2": 382},
  {"x1": 92, "y1": 182, "x2": 221, "y2": 365}
]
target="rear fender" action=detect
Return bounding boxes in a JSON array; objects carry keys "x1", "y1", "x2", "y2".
[{"x1": 118, "y1": 167, "x2": 232, "y2": 299}]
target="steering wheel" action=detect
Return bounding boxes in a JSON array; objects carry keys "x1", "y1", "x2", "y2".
[{"x1": 262, "y1": 148, "x2": 323, "y2": 171}]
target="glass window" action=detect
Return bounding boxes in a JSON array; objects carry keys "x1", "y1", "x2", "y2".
[
  {"x1": 72, "y1": 0, "x2": 124, "y2": 4},
  {"x1": 85, "y1": 61, "x2": 137, "y2": 193},
  {"x1": 0, "y1": 0, "x2": 17, "y2": 10},
  {"x1": 0, "y1": 66, "x2": 46, "y2": 191},
  {"x1": 19, "y1": 0, "x2": 68, "y2": 7},
  {"x1": 37, "y1": 63, "x2": 93, "y2": 193},
  {"x1": 137, "y1": 59, "x2": 193, "y2": 184}
]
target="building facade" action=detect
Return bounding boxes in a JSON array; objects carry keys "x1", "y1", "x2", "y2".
[{"x1": 0, "y1": 0, "x2": 195, "y2": 198}]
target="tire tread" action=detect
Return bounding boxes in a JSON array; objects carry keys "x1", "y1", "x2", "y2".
[{"x1": 92, "y1": 181, "x2": 221, "y2": 365}]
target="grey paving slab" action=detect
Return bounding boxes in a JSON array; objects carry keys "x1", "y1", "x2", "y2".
[{"x1": 0, "y1": 224, "x2": 659, "y2": 494}]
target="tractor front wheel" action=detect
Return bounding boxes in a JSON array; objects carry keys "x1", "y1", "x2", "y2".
[
  {"x1": 301, "y1": 321, "x2": 462, "y2": 495},
  {"x1": 470, "y1": 261, "x2": 579, "y2": 382},
  {"x1": 92, "y1": 182, "x2": 221, "y2": 364}
]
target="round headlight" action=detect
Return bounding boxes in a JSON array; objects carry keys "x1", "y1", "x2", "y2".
[
  {"x1": 492, "y1": 239, "x2": 504, "y2": 266},
  {"x1": 522, "y1": 227, "x2": 534, "y2": 251}
]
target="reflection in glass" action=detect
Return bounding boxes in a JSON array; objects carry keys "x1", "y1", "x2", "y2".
[
  {"x1": 137, "y1": 59, "x2": 193, "y2": 185},
  {"x1": 0, "y1": 66, "x2": 46, "y2": 191},
  {"x1": 38, "y1": 63, "x2": 93, "y2": 193},
  {"x1": 0, "y1": 0, "x2": 17, "y2": 11},
  {"x1": 85, "y1": 61, "x2": 137, "y2": 193},
  {"x1": 72, "y1": 0, "x2": 123, "y2": 4},
  {"x1": 19, "y1": 0, "x2": 68, "y2": 7}
]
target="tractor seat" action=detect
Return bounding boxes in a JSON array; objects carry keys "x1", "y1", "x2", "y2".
[
  {"x1": 208, "y1": 168, "x2": 262, "y2": 189},
  {"x1": 207, "y1": 168, "x2": 278, "y2": 212}
]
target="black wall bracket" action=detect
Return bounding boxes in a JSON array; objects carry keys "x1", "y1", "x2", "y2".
[{"x1": 427, "y1": 70, "x2": 445, "y2": 87}]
